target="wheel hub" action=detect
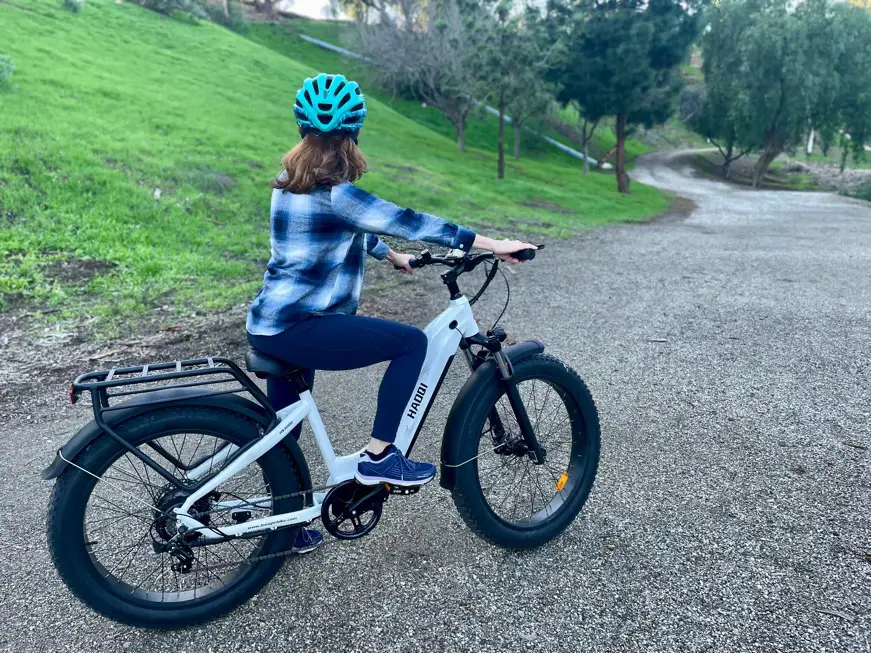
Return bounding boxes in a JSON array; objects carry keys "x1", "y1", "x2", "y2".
[{"x1": 152, "y1": 488, "x2": 216, "y2": 541}]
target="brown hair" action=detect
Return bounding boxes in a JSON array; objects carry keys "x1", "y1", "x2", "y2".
[{"x1": 274, "y1": 132, "x2": 367, "y2": 193}]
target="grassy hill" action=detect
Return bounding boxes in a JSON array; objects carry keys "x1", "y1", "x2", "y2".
[{"x1": 0, "y1": 0, "x2": 669, "y2": 322}]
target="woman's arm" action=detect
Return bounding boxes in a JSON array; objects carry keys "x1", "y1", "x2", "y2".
[
  {"x1": 333, "y1": 184, "x2": 536, "y2": 265},
  {"x1": 331, "y1": 184, "x2": 476, "y2": 253},
  {"x1": 385, "y1": 236, "x2": 538, "y2": 274},
  {"x1": 471, "y1": 235, "x2": 537, "y2": 263}
]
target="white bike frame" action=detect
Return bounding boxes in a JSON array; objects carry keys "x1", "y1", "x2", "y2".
[{"x1": 173, "y1": 295, "x2": 480, "y2": 540}]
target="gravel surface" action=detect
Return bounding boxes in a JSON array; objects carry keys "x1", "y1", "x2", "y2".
[{"x1": 2, "y1": 152, "x2": 870, "y2": 652}]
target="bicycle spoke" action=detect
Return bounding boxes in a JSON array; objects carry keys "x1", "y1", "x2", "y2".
[
  {"x1": 474, "y1": 376, "x2": 582, "y2": 526},
  {"x1": 82, "y1": 427, "x2": 280, "y2": 603}
]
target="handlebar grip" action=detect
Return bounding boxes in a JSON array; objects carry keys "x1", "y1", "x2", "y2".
[
  {"x1": 512, "y1": 248, "x2": 537, "y2": 261},
  {"x1": 394, "y1": 258, "x2": 426, "y2": 270}
]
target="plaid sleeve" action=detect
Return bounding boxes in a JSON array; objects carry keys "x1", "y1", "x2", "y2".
[
  {"x1": 366, "y1": 233, "x2": 390, "y2": 260},
  {"x1": 331, "y1": 183, "x2": 476, "y2": 252}
]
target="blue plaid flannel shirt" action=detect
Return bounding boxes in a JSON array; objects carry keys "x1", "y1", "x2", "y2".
[{"x1": 246, "y1": 182, "x2": 477, "y2": 335}]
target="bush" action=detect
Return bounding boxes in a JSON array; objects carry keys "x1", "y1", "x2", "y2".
[
  {"x1": 0, "y1": 55, "x2": 14, "y2": 85},
  {"x1": 139, "y1": 0, "x2": 206, "y2": 18},
  {"x1": 851, "y1": 182, "x2": 871, "y2": 203},
  {"x1": 203, "y1": 0, "x2": 247, "y2": 32},
  {"x1": 62, "y1": 0, "x2": 86, "y2": 12}
]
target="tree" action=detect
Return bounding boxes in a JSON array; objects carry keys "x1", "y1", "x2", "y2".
[
  {"x1": 354, "y1": 0, "x2": 494, "y2": 151},
  {"x1": 549, "y1": 0, "x2": 700, "y2": 193},
  {"x1": 693, "y1": 0, "x2": 755, "y2": 178},
  {"x1": 504, "y1": 7, "x2": 558, "y2": 163},
  {"x1": 481, "y1": 3, "x2": 558, "y2": 177},
  {"x1": 698, "y1": 0, "x2": 871, "y2": 187},
  {"x1": 337, "y1": 0, "x2": 422, "y2": 30},
  {"x1": 828, "y1": 3, "x2": 871, "y2": 171}
]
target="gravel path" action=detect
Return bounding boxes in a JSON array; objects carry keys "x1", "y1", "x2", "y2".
[{"x1": 2, "y1": 152, "x2": 870, "y2": 652}]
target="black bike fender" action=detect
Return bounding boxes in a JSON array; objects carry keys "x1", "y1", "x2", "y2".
[
  {"x1": 439, "y1": 339, "x2": 545, "y2": 490},
  {"x1": 41, "y1": 388, "x2": 313, "y2": 493}
]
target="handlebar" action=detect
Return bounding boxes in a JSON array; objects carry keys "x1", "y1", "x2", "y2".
[{"x1": 394, "y1": 245, "x2": 543, "y2": 271}]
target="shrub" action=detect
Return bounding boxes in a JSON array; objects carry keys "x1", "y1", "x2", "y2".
[
  {"x1": 203, "y1": 0, "x2": 247, "y2": 33},
  {"x1": 852, "y1": 182, "x2": 871, "y2": 203},
  {"x1": 62, "y1": 0, "x2": 86, "y2": 12},
  {"x1": 139, "y1": 0, "x2": 206, "y2": 18},
  {"x1": 0, "y1": 55, "x2": 14, "y2": 85}
]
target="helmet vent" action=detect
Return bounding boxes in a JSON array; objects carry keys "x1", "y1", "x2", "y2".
[
  {"x1": 355, "y1": 87, "x2": 361, "y2": 95},
  {"x1": 317, "y1": 113, "x2": 333, "y2": 125},
  {"x1": 324, "y1": 76, "x2": 334, "y2": 90},
  {"x1": 337, "y1": 94, "x2": 351, "y2": 109},
  {"x1": 335, "y1": 80, "x2": 346, "y2": 95},
  {"x1": 304, "y1": 90, "x2": 313, "y2": 106},
  {"x1": 351, "y1": 103, "x2": 364, "y2": 112},
  {"x1": 318, "y1": 103, "x2": 333, "y2": 111},
  {"x1": 312, "y1": 78, "x2": 320, "y2": 94}
]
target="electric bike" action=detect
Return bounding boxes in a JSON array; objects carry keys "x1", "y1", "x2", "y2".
[{"x1": 43, "y1": 247, "x2": 600, "y2": 628}]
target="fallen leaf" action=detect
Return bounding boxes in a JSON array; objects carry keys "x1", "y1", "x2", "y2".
[{"x1": 817, "y1": 608, "x2": 856, "y2": 623}]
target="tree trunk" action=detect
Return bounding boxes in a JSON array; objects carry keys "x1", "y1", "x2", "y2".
[
  {"x1": 222, "y1": 0, "x2": 230, "y2": 19},
  {"x1": 581, "y1": 119, "x2": 590, "y2": 176},
  {"x1": 840, "y1": 147, "x2": 849, "y2": 174},
  {"x1": 752, "y1": 143, "x2": 780, "y2": 188},
  {"x1": 596, "y1": 145, "x2": 617, "y2": 170},
  {"x1": 513, "y1": 123, "x2": 521, "y2": 160},
  {"x1": 497, "y1": 93, "x2": 505, "y2": 179},
  {"x1": 722, "y1": 142, "x2": 734, "y2": 179},
  {"x1": 615, "y1": 113, "x2": 630, "y2": 193},
  {"x1": 455, "y1": 122, "x2": 465, "y2": 153}
]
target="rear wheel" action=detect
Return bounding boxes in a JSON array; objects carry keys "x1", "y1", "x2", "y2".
[
  {"x1": 47, "y1": 406, "x2": 304, "y2": 628},
  {"x1": 450, "y1": 354, "x2": 600, "y2": 550}
]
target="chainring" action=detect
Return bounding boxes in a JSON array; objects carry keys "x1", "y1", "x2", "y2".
[{"x1": 320, "y1": 480, "x2": 388, "y2": 540}]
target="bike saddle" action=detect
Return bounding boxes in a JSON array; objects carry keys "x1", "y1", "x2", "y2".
[{"x1": 245, "y1": 349, "x2": 301, "y2": 379}]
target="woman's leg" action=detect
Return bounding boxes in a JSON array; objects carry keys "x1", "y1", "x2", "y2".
[
  {"x1": 248, "y1": 314, "x2": 428, "y2": 444},
  {"x1": 265, "y1": 370, "x2": 315, "y2": 440}
]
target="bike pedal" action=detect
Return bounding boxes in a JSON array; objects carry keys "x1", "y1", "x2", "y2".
[{"x1": 384, "y1": 483, "x2": 420, "y2": 496}]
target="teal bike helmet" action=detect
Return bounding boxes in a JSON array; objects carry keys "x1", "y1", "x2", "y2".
[{"x1": 294, "y1": 73, "x2": 367, "y2": 138}]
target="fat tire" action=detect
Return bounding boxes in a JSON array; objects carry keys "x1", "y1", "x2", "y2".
[
  {"x1": 449, "y1": 353, "x2": 600, "y2": 550},
  {"x1": 47, "y1": 406, "x2": 303, "y2": 628}
]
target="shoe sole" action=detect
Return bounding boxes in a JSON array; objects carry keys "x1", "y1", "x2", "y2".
[
  {"x1": 291, "y1": 545, "x2": 321, "y2": 555},
  {"x1": 354, "y1": 472, "x2": 435, "y2": 487}
]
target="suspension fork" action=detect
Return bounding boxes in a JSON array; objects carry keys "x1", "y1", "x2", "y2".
[
  {"x1": 462, "y1": 335, "x2": 546, "y2": 465},
  {"x1": 462, "y1": 347, "x2": 508, "y2": 442}
]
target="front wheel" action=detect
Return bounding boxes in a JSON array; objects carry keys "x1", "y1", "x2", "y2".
[{"x1": 449, "y1": 353, "x2": 600, "y2": 550}]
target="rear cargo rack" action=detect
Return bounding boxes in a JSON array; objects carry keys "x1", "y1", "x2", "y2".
[
  {"x1": 70, "y1": 357, "x2": 271, "y2": 415},
  {"x1": 68, "y1": 357, "x2": 275, "y2": 491}
]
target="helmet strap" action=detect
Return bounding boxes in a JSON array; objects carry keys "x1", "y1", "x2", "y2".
[{"x1": 299, "y1": 127, "x2": 360, "y2": 144}]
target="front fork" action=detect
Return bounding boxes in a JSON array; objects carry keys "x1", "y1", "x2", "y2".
[{"x1": 462, "y1": 330, "x2": 546, "y2": 465}]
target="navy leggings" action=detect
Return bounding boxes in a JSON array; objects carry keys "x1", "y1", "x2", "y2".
[{"x1": 247, "y1": 314, "x2": 428, "y2": 442}]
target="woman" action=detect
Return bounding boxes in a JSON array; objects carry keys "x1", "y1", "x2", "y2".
[{"x1": 247, "y1": 73, "x2": 536, "y2": 552}]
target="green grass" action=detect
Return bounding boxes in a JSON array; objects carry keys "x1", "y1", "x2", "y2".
[{"x1": 0, "y1": 0, "x2": 669, "y2": 321}]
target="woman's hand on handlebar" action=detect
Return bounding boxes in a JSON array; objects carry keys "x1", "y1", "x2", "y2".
[
  {"x1": 386, "y1": 250, "x2": 415, "y2": 274},
  {"x1": 473, "y1": 235, "x2": 538, "y2": 264}
]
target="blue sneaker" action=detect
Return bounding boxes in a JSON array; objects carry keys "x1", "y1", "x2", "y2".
[
  {"x1": 291, "y1": 528, "x2": 323, "y2": 554},
  {"x1": 355, "y1": 445, "x2": 436, "y2": 487}
]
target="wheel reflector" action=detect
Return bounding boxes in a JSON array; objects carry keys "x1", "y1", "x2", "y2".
[{"x1": 556, "y1": 473, "x2": 568, "y2": 492}]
